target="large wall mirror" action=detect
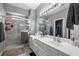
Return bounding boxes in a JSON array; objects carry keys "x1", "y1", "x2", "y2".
[
  {"x1": 55, "y1": 19, "x2": 63, "y2": 37},
  {"x1": 54, "y1": 18, "x2": 64, "y2": 37}
]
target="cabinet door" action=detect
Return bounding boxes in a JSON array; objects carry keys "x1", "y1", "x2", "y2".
[
  {"x1": 37, "y1": 39, "x2": 68, "y2": 56},
  {"x1": 29, "y1": 37, "x2": 33, "y2": 49},
  {"x1": 32, "y1": 42, "x2": 39, "y2": 55},
  {"x1": 38, "y1": 46, "x2": 49, "y2": 56},
  {"x1": 37, "y1": 40, "x2": 58, "y2": 56},
  {"x1": 29, "y1": 37, "x2": 39, "y2": 55}
]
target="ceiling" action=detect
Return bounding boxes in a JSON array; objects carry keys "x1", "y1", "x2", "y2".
[{"x1": 8, "y1": 3, "x2": 40, "y2": 10}]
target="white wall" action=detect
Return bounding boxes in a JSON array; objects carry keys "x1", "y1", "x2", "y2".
[
  {"x1": 0, "y1": 3, "x2": 6, "y2": 23},
  {"x1": 3, "y1": 4, "x2": 28, "y2": 16},
  {"x1": 71, "y1": 25, "x2": 79, "y2": 40},
  {"x1": 29, "y1": 9, "x2": 36, "y2": 34},
  {"x1": 35, "y1": 3, "x2": 70, "y2": 38}
]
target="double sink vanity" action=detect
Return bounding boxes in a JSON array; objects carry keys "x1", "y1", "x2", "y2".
[{"x1": 29, "y1": 35, "x2": 79, "y2": 56}]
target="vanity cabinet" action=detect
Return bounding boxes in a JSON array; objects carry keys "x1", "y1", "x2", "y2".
[
  {"x1": 32, "y1": 41, "x2": 39, "y2": 55},
  {"x1": 37, "y1": 39, "x2": 58, "y2": 56},
  {"x1": 29, "y1": 36, "x2": 69, "y2": 56},
  {"x1": 29, "y1": 37, "x2": 33, "y2": 50},
  {"x1": 29, "y1": 37, "x2": 39, "y2": 55}
]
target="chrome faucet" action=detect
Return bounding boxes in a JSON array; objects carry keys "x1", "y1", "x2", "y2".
[{"x1": 53, "y1": 35, "x2": 62, "y2": 43}]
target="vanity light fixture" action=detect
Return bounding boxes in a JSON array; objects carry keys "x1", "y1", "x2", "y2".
[
  {"x1": 40, "y1": 3, "x2": 59, "y2": 16},
  {"x1": 40, "y1": 3, "x2": 64, "y2": 17}
]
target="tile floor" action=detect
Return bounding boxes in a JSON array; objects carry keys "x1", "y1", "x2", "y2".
[{"x1": 2, "y1": 44, "x2": 32, "y2": 56}]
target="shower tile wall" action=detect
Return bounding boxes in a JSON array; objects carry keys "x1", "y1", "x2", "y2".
[{"x1": 5, "y1": 20, "x2": 26, "y2": 47}]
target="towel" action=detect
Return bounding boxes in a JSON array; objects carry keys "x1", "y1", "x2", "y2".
[
  {"x1": 0, "y1": 22, "x2": 5, "y2": 42},
  {"x1": 66, "y1": 3, "x2": 79, "y2": 29},
  {"x1": 49, "y1": 26, "x2": 53, "y2": 35}
]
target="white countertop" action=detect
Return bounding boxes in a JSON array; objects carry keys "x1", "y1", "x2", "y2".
[{"x1": 30, "y1": 35, "x2": 79, "y2": 56}]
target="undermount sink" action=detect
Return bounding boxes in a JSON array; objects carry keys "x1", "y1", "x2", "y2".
[
  {"x1": 34, "y1": 35, "x2": 76, "y2": 47},
  {"x1": 47, "y1": 40, "x2": 62, "y2": 46},
  {"x1": 39, "y1": 36, "x2": 63, "y2": 46}
]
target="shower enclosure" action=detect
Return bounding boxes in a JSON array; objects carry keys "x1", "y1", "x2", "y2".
[{"x1": 5, "y1": 13, "x2": 30, "y2": 48}]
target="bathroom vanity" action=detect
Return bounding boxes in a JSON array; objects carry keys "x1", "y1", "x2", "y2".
[{"x1": 29, "y1": 35, "x2": 79, "y2": 56}]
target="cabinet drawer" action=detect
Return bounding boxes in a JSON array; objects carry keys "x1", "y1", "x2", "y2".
[
  {"x1": 37, "y1": 40, "x2": 58, "y2": 56},
  {"x1": 37, "y1": 39, "x2": 68, "y2": 56}
]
